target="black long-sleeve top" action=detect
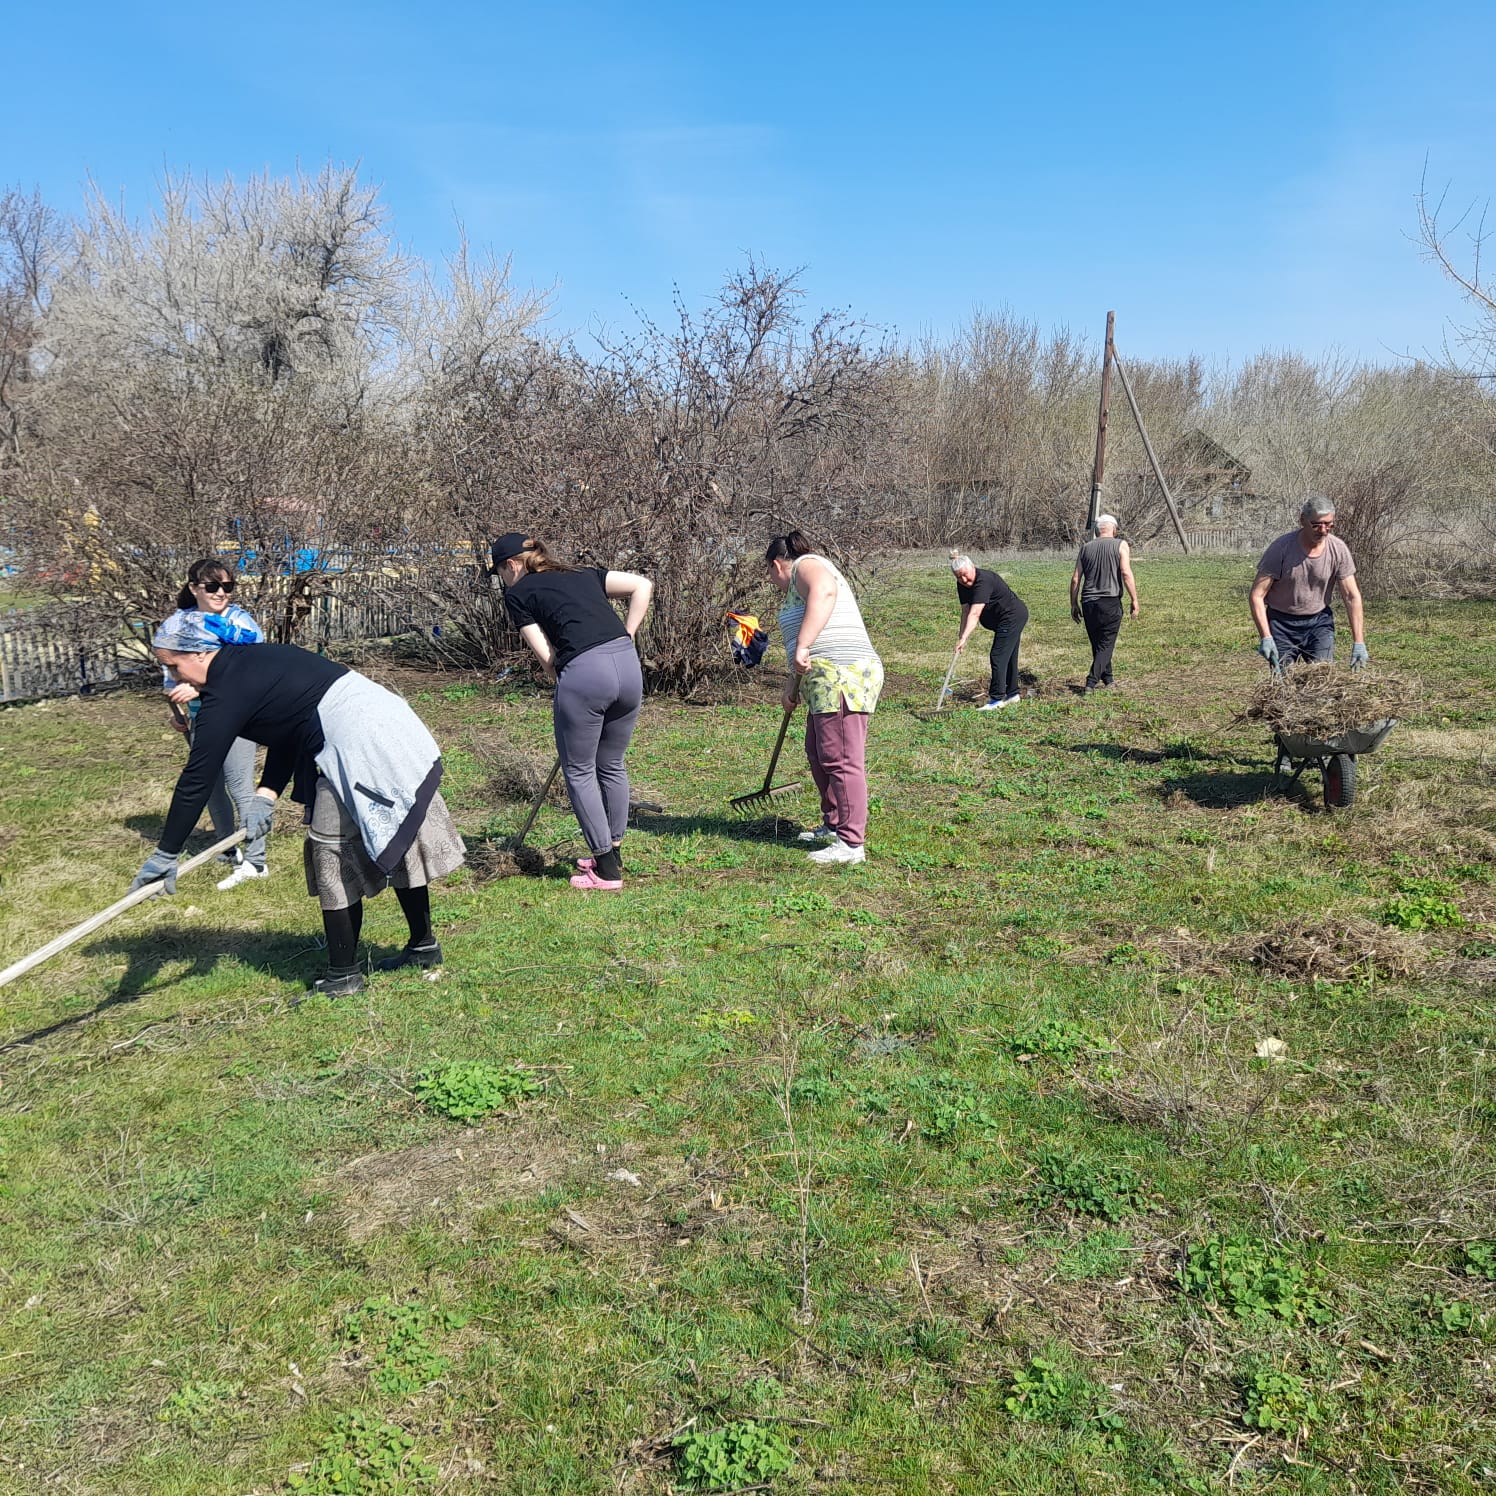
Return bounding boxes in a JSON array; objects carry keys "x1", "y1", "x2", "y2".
[{"x1": 158, "y1": 644, "x2": 349, "y2": 855}]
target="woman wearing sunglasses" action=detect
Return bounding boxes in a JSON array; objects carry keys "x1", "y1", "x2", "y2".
[{"x1": 160, "y1": 558, "x2": 269, "y2": 889}]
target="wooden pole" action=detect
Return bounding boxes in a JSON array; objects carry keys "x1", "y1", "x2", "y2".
[
  {"x1": 0, "y1": 830, "x2": 247, "y2": 991},
  {"x1": 1111, "y1": 349, "x2": 1192, "y2": 554},
  {"x1": 1086, "y1": 310, "x2": 1115, "y2": 534}
]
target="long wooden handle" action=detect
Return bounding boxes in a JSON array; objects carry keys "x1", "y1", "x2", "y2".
[
  {"x1": 511, "y1": 756, "x2": 562, "y2": 850},
  {"x1": 761, "y1": 678, "x2": 801, "y2": 790},
  {"x1": 0, "y1": 829, "x2": 247, "y2": 991}
]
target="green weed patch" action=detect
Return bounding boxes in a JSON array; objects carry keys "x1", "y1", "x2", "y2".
[{"x1": 413, "y1": 1061, "x2": 545, "y2": 1121}]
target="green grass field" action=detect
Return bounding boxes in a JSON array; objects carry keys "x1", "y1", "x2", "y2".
[{"x1": 2, "y1": 555, "x2": 1495, "y2": 1494}]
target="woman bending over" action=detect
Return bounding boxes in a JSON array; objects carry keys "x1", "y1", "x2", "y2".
[{"x1": 490, "y1": 532, "x2": 653, "y2": 891}]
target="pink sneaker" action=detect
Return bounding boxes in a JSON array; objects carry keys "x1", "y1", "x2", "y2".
[{"x1": 570, "y1": 869, "x2": 623, "y2": 891}]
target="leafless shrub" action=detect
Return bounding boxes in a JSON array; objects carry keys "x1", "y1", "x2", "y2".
[{"x1": 406, "y1": 261, "x2": 912, "y2": 691}]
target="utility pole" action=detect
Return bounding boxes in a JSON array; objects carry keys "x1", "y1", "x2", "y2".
[
  {"x1": 1112, "y1": 350, "x2": 1191, "y2": 554},
  {"x1": 1086, "y1": 310, "x2": 1115, "y2": 535},
  {"x1": 1083, "y1": 311, "x2": 1191, "y2": 554}
]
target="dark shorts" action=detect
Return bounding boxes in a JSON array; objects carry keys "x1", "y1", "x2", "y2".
[{"x1": 1267, "y1": 607, "x2": 1335, "y2": 667}]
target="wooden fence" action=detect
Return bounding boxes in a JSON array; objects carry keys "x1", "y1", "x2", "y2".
[
  {"x1": 1, "y1": 574, "x2": 446, "y2": 704},
  {"x1": 1, "y1": 608, "x2": 127, "y2": 703}
]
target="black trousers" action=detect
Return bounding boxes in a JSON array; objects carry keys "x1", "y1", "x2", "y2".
[
  {"x1": 985, "y1": 605, "x2": 1028, "y2": 701},
  {"x1": 1082, "y1": 596, "x2": 1123, "y2": 686}
]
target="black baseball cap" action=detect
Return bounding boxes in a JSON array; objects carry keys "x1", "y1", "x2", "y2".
[{"x1": 490, "y1": 532, "x2": 529, "y2": 569}]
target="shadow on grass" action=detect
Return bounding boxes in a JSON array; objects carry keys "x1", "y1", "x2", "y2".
[
  {"x1": 1156, "y1": 769, "x2": 1306, "y2": 810},
  {"x1": 631, "y1": 808, "x2": 807, "y2": 843},
  {"x1": 0, "y1": 926, "x2": 322, "y2": 1053},
  {"x1": 1065, "y1": 741, "x2": 1237, "y2": 766}
]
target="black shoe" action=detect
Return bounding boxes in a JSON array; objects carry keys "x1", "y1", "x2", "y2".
[
  {"x1": 376, "y1": 942, "x2": 443, "y2": 972},
  {"x1": 312, "y1": 967, "x2": 364, "y2": 997}
]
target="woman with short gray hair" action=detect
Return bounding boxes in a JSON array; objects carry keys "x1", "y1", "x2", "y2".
[{"x1": 949, "y1": 549, "x2": 1029, "y2": 710}]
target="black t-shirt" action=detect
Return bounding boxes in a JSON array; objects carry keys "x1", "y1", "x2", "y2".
[
  {"x1": 956, "y1": 567, "x2": 1025, "y2": 626},
  {"x1": 504, "y1": 567, "x2": 628, "y2": 673},
  {"x1": 159, "y1": 643, "x2": 349, "y2": 854}
]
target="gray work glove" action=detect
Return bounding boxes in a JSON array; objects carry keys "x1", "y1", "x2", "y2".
[
  {"x1": 130, "y1": 848, "x2": 179, "y2": 895},
  {"x1": 244, "y1": 795, "x2": 276, "y2": 842},
  {"x1": 1349, "y1": 642, "x2": 1369, "y2": 671},
  {"x1": 1257, "y1": 636, "x2": 1280, "y2": 667}
]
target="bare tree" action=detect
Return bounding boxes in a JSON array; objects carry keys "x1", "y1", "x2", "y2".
[
  {"x1": 405, "y1": 262, "x2": 910, "y2": 691},
  {"x1": 1417, "y1": 170, "x2": 1496, "y2": 376},
  {"x1": 0, "y1": 187, "x2": 59, "y2": 462}
]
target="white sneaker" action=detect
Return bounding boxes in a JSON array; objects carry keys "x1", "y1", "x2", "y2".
[
  {"x1": 807, "y1": 838, "x2": 866, "y2": 865},
  {"x1": 1001, "y1": 693, "x2": 1022, "y2": 706},
  {"x1": 796, "y1": 824, "x2": 838, "y2": 843},
  {"x1": 977, "y1": 698, "x2": 1006, "y2": 712},
  {"x1": 216, "y1": 861, "x2": 268, "y2": 891}
]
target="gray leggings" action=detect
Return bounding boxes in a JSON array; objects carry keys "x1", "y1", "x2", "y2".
[
  {"x1": 199, "y1": 734, "x2": 268, "y2": 867},
  {"x1": 553, "y1": 638, "x2": 643, "y2": 854}
]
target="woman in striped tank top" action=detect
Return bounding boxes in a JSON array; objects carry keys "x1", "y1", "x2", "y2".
[{"x1": 766, "y1": 531, "x2": 883, "y2": 866}]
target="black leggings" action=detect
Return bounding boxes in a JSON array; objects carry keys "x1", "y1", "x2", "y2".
[
  {"x1": 321, "y1": 886, "x2": 432, "y2": 970},
  {"x1": 986, "y1": 607, "x2": 1028, "y2": 701}
]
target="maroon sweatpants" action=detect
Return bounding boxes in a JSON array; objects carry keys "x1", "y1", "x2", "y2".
[{"x1": 804, "y1": 702, "x2": 871, "y2": 847}]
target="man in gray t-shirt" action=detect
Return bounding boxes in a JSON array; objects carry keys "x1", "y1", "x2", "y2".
[
  {"x1": 1249, "y1": 496, "x2": 1368, "y2": 669},
  {"x1": 1070, "y1": 515, "x2": 1139, "y2": 690}
]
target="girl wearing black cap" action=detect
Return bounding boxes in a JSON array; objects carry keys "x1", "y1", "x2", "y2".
[{"x1": 490, "y1": 533, "x2": 653, "y2": 890}]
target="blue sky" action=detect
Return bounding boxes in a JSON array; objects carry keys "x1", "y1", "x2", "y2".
[{"x1": 8, "y1": 0, "x2": 1495, "y2": 364}]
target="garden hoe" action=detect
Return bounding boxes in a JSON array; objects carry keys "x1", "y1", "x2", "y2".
[
  {"x1": 729, "y1": 681, "x2": 802, "y2": 814},
  {"x1": 0, "y1": 830, "x2": 247, "y2": 991}
]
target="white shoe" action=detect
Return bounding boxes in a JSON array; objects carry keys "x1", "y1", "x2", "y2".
[
  {"x1": 1001, "y1": 693, "x2": 1022, "y2": 706},
  {"x1": 807, "y1": 838, "x2": 866, "y2": 865},
  {"x1": 977, "y1": 698, "x2": 1006, "y2": 712},
  {"x1": 796, "y1": 824, "x2": 838, "y2": 843},
  {"x1": 216, "y1": 861, "x2": 268, "y2": 891}
]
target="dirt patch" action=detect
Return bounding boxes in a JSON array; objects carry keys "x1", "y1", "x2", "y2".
[
  {"x1": 332, "y1": 1127, "x2": 575, "y2": 1242},
  {"x1": 1230, "y1": 914, "x2": 1428, "y2": 982}
]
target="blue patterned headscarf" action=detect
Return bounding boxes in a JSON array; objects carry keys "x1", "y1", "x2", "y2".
[
  {"x1": 152, "y1": 607, "x2": 263, "y2": 652},
  {"x1": 152, "y1": 609, "x2": 221, "y2": 652}
]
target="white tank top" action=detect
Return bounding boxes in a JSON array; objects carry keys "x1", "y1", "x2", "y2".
[{"x1": 779, "y1": 554, "x2": 876, "y2": 665}]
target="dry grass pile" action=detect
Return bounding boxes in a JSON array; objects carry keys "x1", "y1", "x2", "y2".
[
  {"x1": 472, "y1": 737, "x2": 568, "y2": 807},
  {"x1": 1243, "y1": 662, "x2": 1421, "y2": 740},
  {"x1": 1232, "y1": 914, "x2": 1427, "y2": 981},
  {"x1": 467, "y1": 839, "x2": 546, "y2": 881}
]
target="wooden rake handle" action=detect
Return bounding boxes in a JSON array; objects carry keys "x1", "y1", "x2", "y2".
[
  {"x1": 0, "y1": 829, "x2": 248, "y2": 991},
  {"x1": 760, "y1": 676, "x2": 802, "y2": 792},
  {"x1": 510, "y1": 755, "x2": 563, "y2": 851}
]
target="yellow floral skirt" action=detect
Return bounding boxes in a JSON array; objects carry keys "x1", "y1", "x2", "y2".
[{"x1": 801, "y1": 655, "x2": 884, "y2": 715}]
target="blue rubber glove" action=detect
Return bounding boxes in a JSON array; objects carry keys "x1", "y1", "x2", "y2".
[
  {"x1": 244, "y1": 795, "x2": 275, "y2": 842},
  {"x1": 1349, "y1": 642, "x2": 1369, "y2": 671},
  {"x1": 1257, "y1": 636, "x2": 1280, "y2": 667},
  {"x1": 202, "y1": 612, "x2": 259, "y2": 646},
  {"x1": 129, "y1": 848, "x2": 179, "y2": 894}
]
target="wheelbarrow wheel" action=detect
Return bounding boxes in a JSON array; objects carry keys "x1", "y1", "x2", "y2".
[{"x1": 1323, "y1": 753, "x2": 1357, "y2": 809}]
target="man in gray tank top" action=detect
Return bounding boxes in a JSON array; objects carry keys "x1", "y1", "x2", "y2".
[{"x1": 1070, "y1": 515, "x2": 1139, "y2": 690}]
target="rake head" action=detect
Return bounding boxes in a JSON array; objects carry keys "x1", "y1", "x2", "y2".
[{"x1": 728, "y1": 780, "x2": 803, "y2": 815}]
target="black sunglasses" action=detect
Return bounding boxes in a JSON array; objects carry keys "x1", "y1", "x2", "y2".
[{"x1": 198, "y1": 579, "x2": 235, "y2": 593}]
